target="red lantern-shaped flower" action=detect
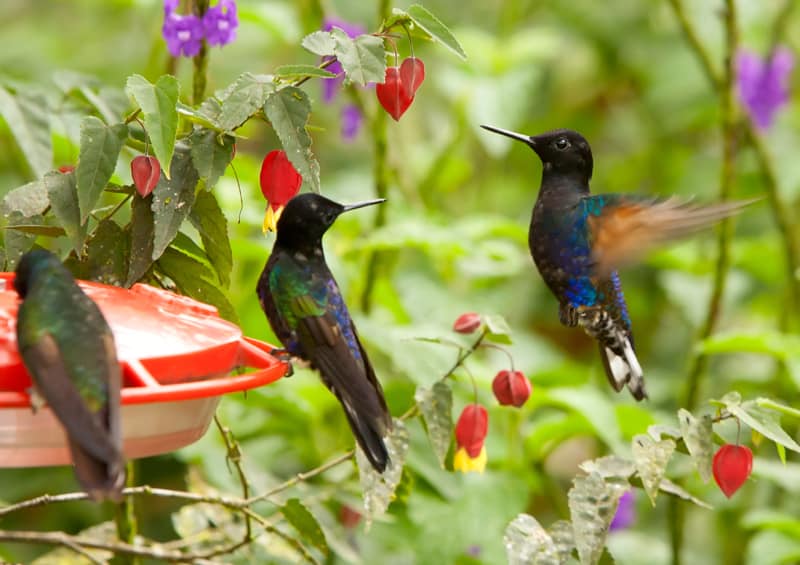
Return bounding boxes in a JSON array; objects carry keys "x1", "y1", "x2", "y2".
[
  {"x1": 712, "y1": 444, "x2": 753, "y2": 498},
  {"x1": 259, "y1": 150, "x2": 302, "y2": 233},
  {"x1": 453, "y1": 403, "x2": 488, "y2": 473},
  {"x1": 453, "y1": 312, "x2": 481, "y2": 334},
  {"x1": 492, "y1": 370, "x2": 531, "y2": 407}
]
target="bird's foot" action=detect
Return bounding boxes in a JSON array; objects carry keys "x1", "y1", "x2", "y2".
[
  {"x1": 269, "y1": 348, "x2": 295, "y2": 378},
  {"x1": 26, "y1": 387, "x2": 46, "y2": 413}
]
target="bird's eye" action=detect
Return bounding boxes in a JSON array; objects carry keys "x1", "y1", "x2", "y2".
[
  {"x1": 555, "y1": 138, "x2": 570, "y2": 150},
  {"x1": 324, "y1": 212, "x2": 336, "y2": 224}
]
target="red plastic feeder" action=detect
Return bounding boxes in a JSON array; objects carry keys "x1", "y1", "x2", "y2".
[{"x1": 0, "y1": 273, "x2": 287, "y2": 467}]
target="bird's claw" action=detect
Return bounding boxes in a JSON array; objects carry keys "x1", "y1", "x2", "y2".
[{"x1": 269, "y1": 348, "x2": 295, "y2": 378}]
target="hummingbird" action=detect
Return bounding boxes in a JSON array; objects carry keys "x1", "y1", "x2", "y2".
[
  {"x1": 481, "y1": 126, "x2": 751, "y2": 400},
  {"x1": 14, "y1": 249, "x2": 125, "y2": 500},
  {"x1": 257, "y1": 193, "x2": 392, "y2": 472}
]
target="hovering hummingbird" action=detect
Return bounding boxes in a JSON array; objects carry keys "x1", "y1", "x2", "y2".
[
  {"x1": 257, "y1": 193, "x2": 392, "y2": 471},
  {"x1": 481, "y1": 126, "x2": 751, "y2": 400},
  {"x1": 14, "y1": 250, "x2": 125, "y2": 500}
]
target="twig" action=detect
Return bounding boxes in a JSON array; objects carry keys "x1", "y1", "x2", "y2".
[
  {"x1": 247, "y1": 450, "x2": 354, "y2": 505},
  {"x1": 292, "y1": 57, "x2": 340, "y2": 88},
  {"x1": 214, "y1": 415, "x2": 252, "y2": 540}
]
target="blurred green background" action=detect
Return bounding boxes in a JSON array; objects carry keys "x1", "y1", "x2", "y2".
[{"x1": 1, "y1": 1, "x2": 799, "y2": 564}]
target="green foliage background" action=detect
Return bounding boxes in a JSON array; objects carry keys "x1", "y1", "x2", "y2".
[{"x1": 0, "y1": 1, "x2": 799, "y2": 564}]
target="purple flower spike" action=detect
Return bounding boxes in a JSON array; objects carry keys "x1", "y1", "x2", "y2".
[
  {"x1": 163, "y1": 12, "x2": 205, "y2": 58},
  {"x1": 610, "y1": 491, "x2": 636, "y2": 532},
  {"x1": 341, "y1": 104, "x2": 363, "y2": 141},
  {"x1": 737, "y1": 47, "x2": 794, "y2": 130},
  {"x1": 204, "y1": 0, "x2": 238, "y2": 47},
  {"x1": 163, "y1": 0, "x2": 179, "y2": 16}
]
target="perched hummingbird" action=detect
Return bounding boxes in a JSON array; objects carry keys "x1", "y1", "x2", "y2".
[
  {"x1": 14, "y1": 250, "x2": 125, "y2": 500},
  {"x1": 257, "y1": 193, "x2": 392, "y2": 472},
  {"x1": 481, "y1": 126, "x2": 750, "y2": 400}
]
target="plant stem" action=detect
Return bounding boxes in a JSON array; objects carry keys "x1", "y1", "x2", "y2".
[
  {"x1": 192, "y1": 0, "x2": 210, "y2": 105},
  {"x1": 112, "y1": 462, "x2": 139, "y2": 565}
]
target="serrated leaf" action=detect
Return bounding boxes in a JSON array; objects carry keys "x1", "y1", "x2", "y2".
[
  {"x1": 580, "y1": 455, "x2": 636, "y2": 480},
  {"x1": 274, "y1": 64, "x2": 337, "y2": 80},
  {"x1": 406, "y1": 4, "x2": 467, "y2": 60},
  {"x1": 126, "y1": 193, "x2": 155, "y2": 286},
  {"x1": 43, "y1": 171, "x2": 85, "y2": 254},
  {"x1": 126, "y1": 74, "x2": 179, "y2": 177},
  {"x1": 156, "y1": 245, "x2": 237, "y2": 322},
  {"x1": 178, "y1": 101, "x2": 222, "y2": 131},
  {"x1": 357, "y1": 419, "x2": 409, "y2": 523},
  {"x1": 264, "y1": 86, "x2": 320, "y2": 193},
  {"x1": 217, "y1": 72, "x2": 273, "y2": 131},
  {"x1": 75, "y1": 117, "x2": 127, "y2": 223},
  {"x1": 414, "y1": 381, "x2": 453, "y2": 467},
  {"x1": 548, "y1": 520, "x2": 575, "y2": 564},
  {"x1": 151, "y1": 148, "x2": 198, "y2": 260},
  {"x1": 568, "y1": 472, "x2": 626, "y2": 565},
  {"x1": 280, "y1": 498, "x2": 329, "y2": 556},
  {"x1": 658, "y1": 478, "x2": 712, "y2": 509},
  {"x1": 724, "y1": 399, "x2": 800, "y2": 454},
  {"x1": 331, "y1": 29, "x2": 386, "y2": 86},
  {"x1": 504, "y1": 514, "x2": 560, "y2": 565},
  {"x1": 189, "y1": 190, "x2": 232, "y2": 288},
  {"x1": 632, "y1": 434, "x2": 675, "y2": 505},
  {"x1": 301, "y1": 30, "x2": 337, "y2": 56},
  {"x1": 1, "y1": 180, "x2": 49, "y2": 217},
  {"x1": 647, "y1": 424, "x2": 681, "y2": 441},
  {"x1": 3, "y1": 212, "x2": 41, "y2": 269},
  {"x1": 678, "y1": 409, "x2": 714, "y2": 483},
  {"x1": 0, "y1": 86, "x2": 52, "y2": 177},
  {"x1": 67, "y1": 219, "x2": 128, "y2": 286},
  {"x1": 188, "y1": 128, "x2": 234, "y2": 190}
]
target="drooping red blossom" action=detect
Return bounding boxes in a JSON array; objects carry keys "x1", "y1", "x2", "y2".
[
  {"x1": 259, "y1": 150, "x2": 302, "y2": 209},
  {"x1": 400, "y1": 57, "x2": 425, "y2": 98},
  {"x1": 455, "y1": 404, "x2": 488, "y2": 458},
  {"x1": 492, "y1": 370, "x2": 531, "y2": 407},
  {"x1": 376, "y1": 67, "x2": 412, "y2": 121},
  {"x1": 338, "y1": 504, "x2": 362, "y2": 529},
  {"x1": 453, "y1": 312, "x2": 481, "y2": 334},
  {"x1": 131, "y1": 155, "x2": 161, "y2": 197},
  {"x1": 712, "y1": 444, "x2": 753, "y2": 498}
]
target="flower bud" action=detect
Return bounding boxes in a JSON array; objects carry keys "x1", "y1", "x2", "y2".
[
  {"x1": 131, "y1": 155, "x2": 161, "y2": 197},
  {"x1": 453, "y1": 312, "x2": 481, "y2": 334},
  {"x1": 492, "y1": 370, "x2": 531, "y2": 408},
  {"x1": 712, "y1": 444, "x2": 753, "y2": 498},
  {"x1": 455, "y1": 404, "x2": 488, "y2": 457}
]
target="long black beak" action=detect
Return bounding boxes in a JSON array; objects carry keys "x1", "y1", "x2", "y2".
[
  {"x1": 480, "y1": 124, "x2": 535, "y2": 146},
  {"x1": 342, "y1": 198, "x2": 386, "y2": 213}
]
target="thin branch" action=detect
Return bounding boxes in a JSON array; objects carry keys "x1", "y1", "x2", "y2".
[{"x1": 214, "y1": 415, "x2": 252, "y2": 540}]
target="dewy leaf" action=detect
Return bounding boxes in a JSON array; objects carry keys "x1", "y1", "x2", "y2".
[
  {"x1": 188, "y1": 128, "x2": 234, "y2": 190},
  {"x1": 503, "y1": 514, "x2": 559, "y2": 565},
  {"x1": 568, "y1": 472, "x2": 626, "y2": 565},
  {"x1": 83, "y1": 219, "x2": 129, "y2": 286},
  {"x1": 414, "y1": 381, "x2": 453, "y2": 467},
  {"x1": 217, "y1": 72, "x2": 273, "y2": 131},
  {"x1": 632, "y1": 434, "x2": 676, "y2": 506},
  {"x1": 151, "y1": 148, "x2": 198, "y2": 261},
  {"x1": 548, "y1": 520, "x2": 575, "y2": 564},
  {"x1": 126, "y1": 74, "x2": 179, "y2": 177},
  {"x1": 43, "y1": 171, "x2": 86, "y2": 255},
  {"x1": 580, "y1": 455, "x2": 636, "y2": 480},
  {"x1": 264, "y1": 86, "x2": 320, "y2": 193},
  {"x1": 678, "y1": 409, "x2": 714, "y2": 483},
  {"x1": 1, "y1": 180, "x2": 49, "y2": 217},
  {"x1": 189, "y1": 190, "x2": 232, "y2": 288},
  {"x1": 331, "y1": 29, "x2": 386, "y2": 86},
  {"x1": 156, "y1": 245, "x2": 238, "y2": 322},
  {"x1": 357, "y1": 419, "x2": 410, "y2": 523},
  {"x1": 76, "y1": 116, "x2": 127, "y2": 223},
  {"x1": 126, "y1": 193, "x2": 155, "y2": 286},
  {"x1": 274, "y1": 64, "x2": 337, "y2": 80},
  {"x1": 406, "y1": 4, "x2": 467, "y2": 60},
  {"x1": 280, "y1": 498, "x2": 329, "y2": 556},
  {"x1": 301, "y1": 30, "x2": 337, "y2": 56},
  {"x1": 724, "y1": 399, "x2": 800, "y2": 454},
  {"x1": 0, "y1": 86, "x2": 52, "y2": 177}
]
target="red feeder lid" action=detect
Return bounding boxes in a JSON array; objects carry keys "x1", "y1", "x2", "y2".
[{"x1": 0, "y1": 273, "x2": 287, "y2": 466}]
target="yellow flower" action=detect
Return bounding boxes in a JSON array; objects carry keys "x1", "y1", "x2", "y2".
[{"x1": 453, "y1": 445, "x2": 487, "y2": 473}]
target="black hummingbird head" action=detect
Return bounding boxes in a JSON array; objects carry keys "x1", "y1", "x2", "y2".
[
  {"x1": 275, "y1": 193, "x2": 385, "y2": 249},
  {"x1": 481, "y1": 125, "x2": 594, "y2": 181},
  {"x1": 14, "y1": 249, "x2": 62, "y2": 298}
]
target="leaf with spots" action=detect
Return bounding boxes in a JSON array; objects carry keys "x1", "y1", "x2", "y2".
[
  {"x1": 75, "y1": 116, "x2": 127, "y2": 223},
  {"x1": 568, "y1": 472, "x2": 627, "y2": 565},
  {"x1": 504, "y1": 514, "x2": 560, "y2": 565},
  {"x1": 415, "y1": 381, "x2": 453, "y2": 467},
  {"x1": 357, "y1": 419, "x2": 409, "y2": 523},
  {"x1": 189, "y1": 190, "x2": 232, "y2": 288},
  {"x1": 151, "y1": 148, "x2": 198, "y2": 261},
  {"x1": 43, "y1": 170, "x2": 86, "y2": 254},
  {"x1": 125, "y1": 193, "x2": 155, "y2": 286},
  {"x1": 678, "y1": 409, "x2": 714, "y2": 483},
  {"x1": 632, "y1": 434, "x2": 675, "y2": 505},
  {"x1": 126, "y1": 74, "x2": 179, "y2": 177}
]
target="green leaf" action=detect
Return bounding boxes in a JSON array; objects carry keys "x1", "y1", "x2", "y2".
[
  {"x1": 274, "y1": 64, "x2": 337, "y2": 80},
  {"x1": 777, "y1": 442, "x2": 787, "y2": 465},
  {"x1": 75, "y1": 116, "x2": 127, "y2": 223},
  {"x1": 406, "y1": 4, "x2": 467, "y2": 60},
  {"x1": 503, "y1": 514, "x2": 560, "y2": 565},
  {"x1": 263, "y1": 86, "x2": 320, "y2": 193},
  {"x1": 677, "y1": 409, "x2": 714, "y2": 483},
  {"x1": 756, "y1": 397, "x2": 800, "y2": 420},
  {"x1": 3, "y1": 224, "x2": 65, "y2": 237},
  {"x1": 177, "y1": 101, "x2": 222, "y2": 131},
  {"x1": 1, "y1": 180, "x2": 50, "y2": 217},
  {"x1": 697, "y1": 331, "x2": 800, "y2": 359},
  {"x1": 189, "y1": 190, "x2": 232, "y2": 288},
  {"x1": 568, "y1": 472, "x2": 626, "y2": 565},
  {"x1": 718, "y1": 393, "x2": 800, "y2": 454},
  {"x1": 280, "y1": 498, "x2": 329, "y2": 556},
  {"x1": 188, "y1": 128, "x2": 234, "y2": 190},
  {"x1": 357, "y1": 419, "x2": 409, "y2": 523},
  {"x1": 414, "y1": 381, "x2": 453, "y2": 467},
  {"x1": 156, "y1": 245, "x2": 237, "y2": 322},
  {"x1": 632, "y1": 434, "x2": 675, "y2": 506},
  {"x1": 79, "y1": 219, "x2": 129, "y2": 286},
  {"x1": 331, "y1": 29, "x2": 386, "y2": 86},
  {"x1": 43, "y1": 171, "x2": 85, "y2": 254},
  {"x1": 217, "y1": 72, "x2": 273, "y2": 131},
  {"x1": 151, "y1": 149, "x2": 198, "y2": 261},
  {"x1": 3, "y1": 212, "x2": 42, "y2": 269},
  {"x1": 126, "y1": 74, "x2": 179, "y2": 177},
  {"x1": 301, "y1": 31, "x2": 337, "y2": 56},
  {"x1": 580, "y1": 455, "x2": 636, "y2": 480},
  {"x1": 0, "y1": 86, "x2": 52, "y2": 177},
  {"x1": 484, "y1": 313, "x2": 513, "y2": 344},
  {"x1": 657, "y1": 478, "x2": 712, "y2": 509},
  {"x1": 125, "y1": 193, "x2": 155, "y2": 286}
]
